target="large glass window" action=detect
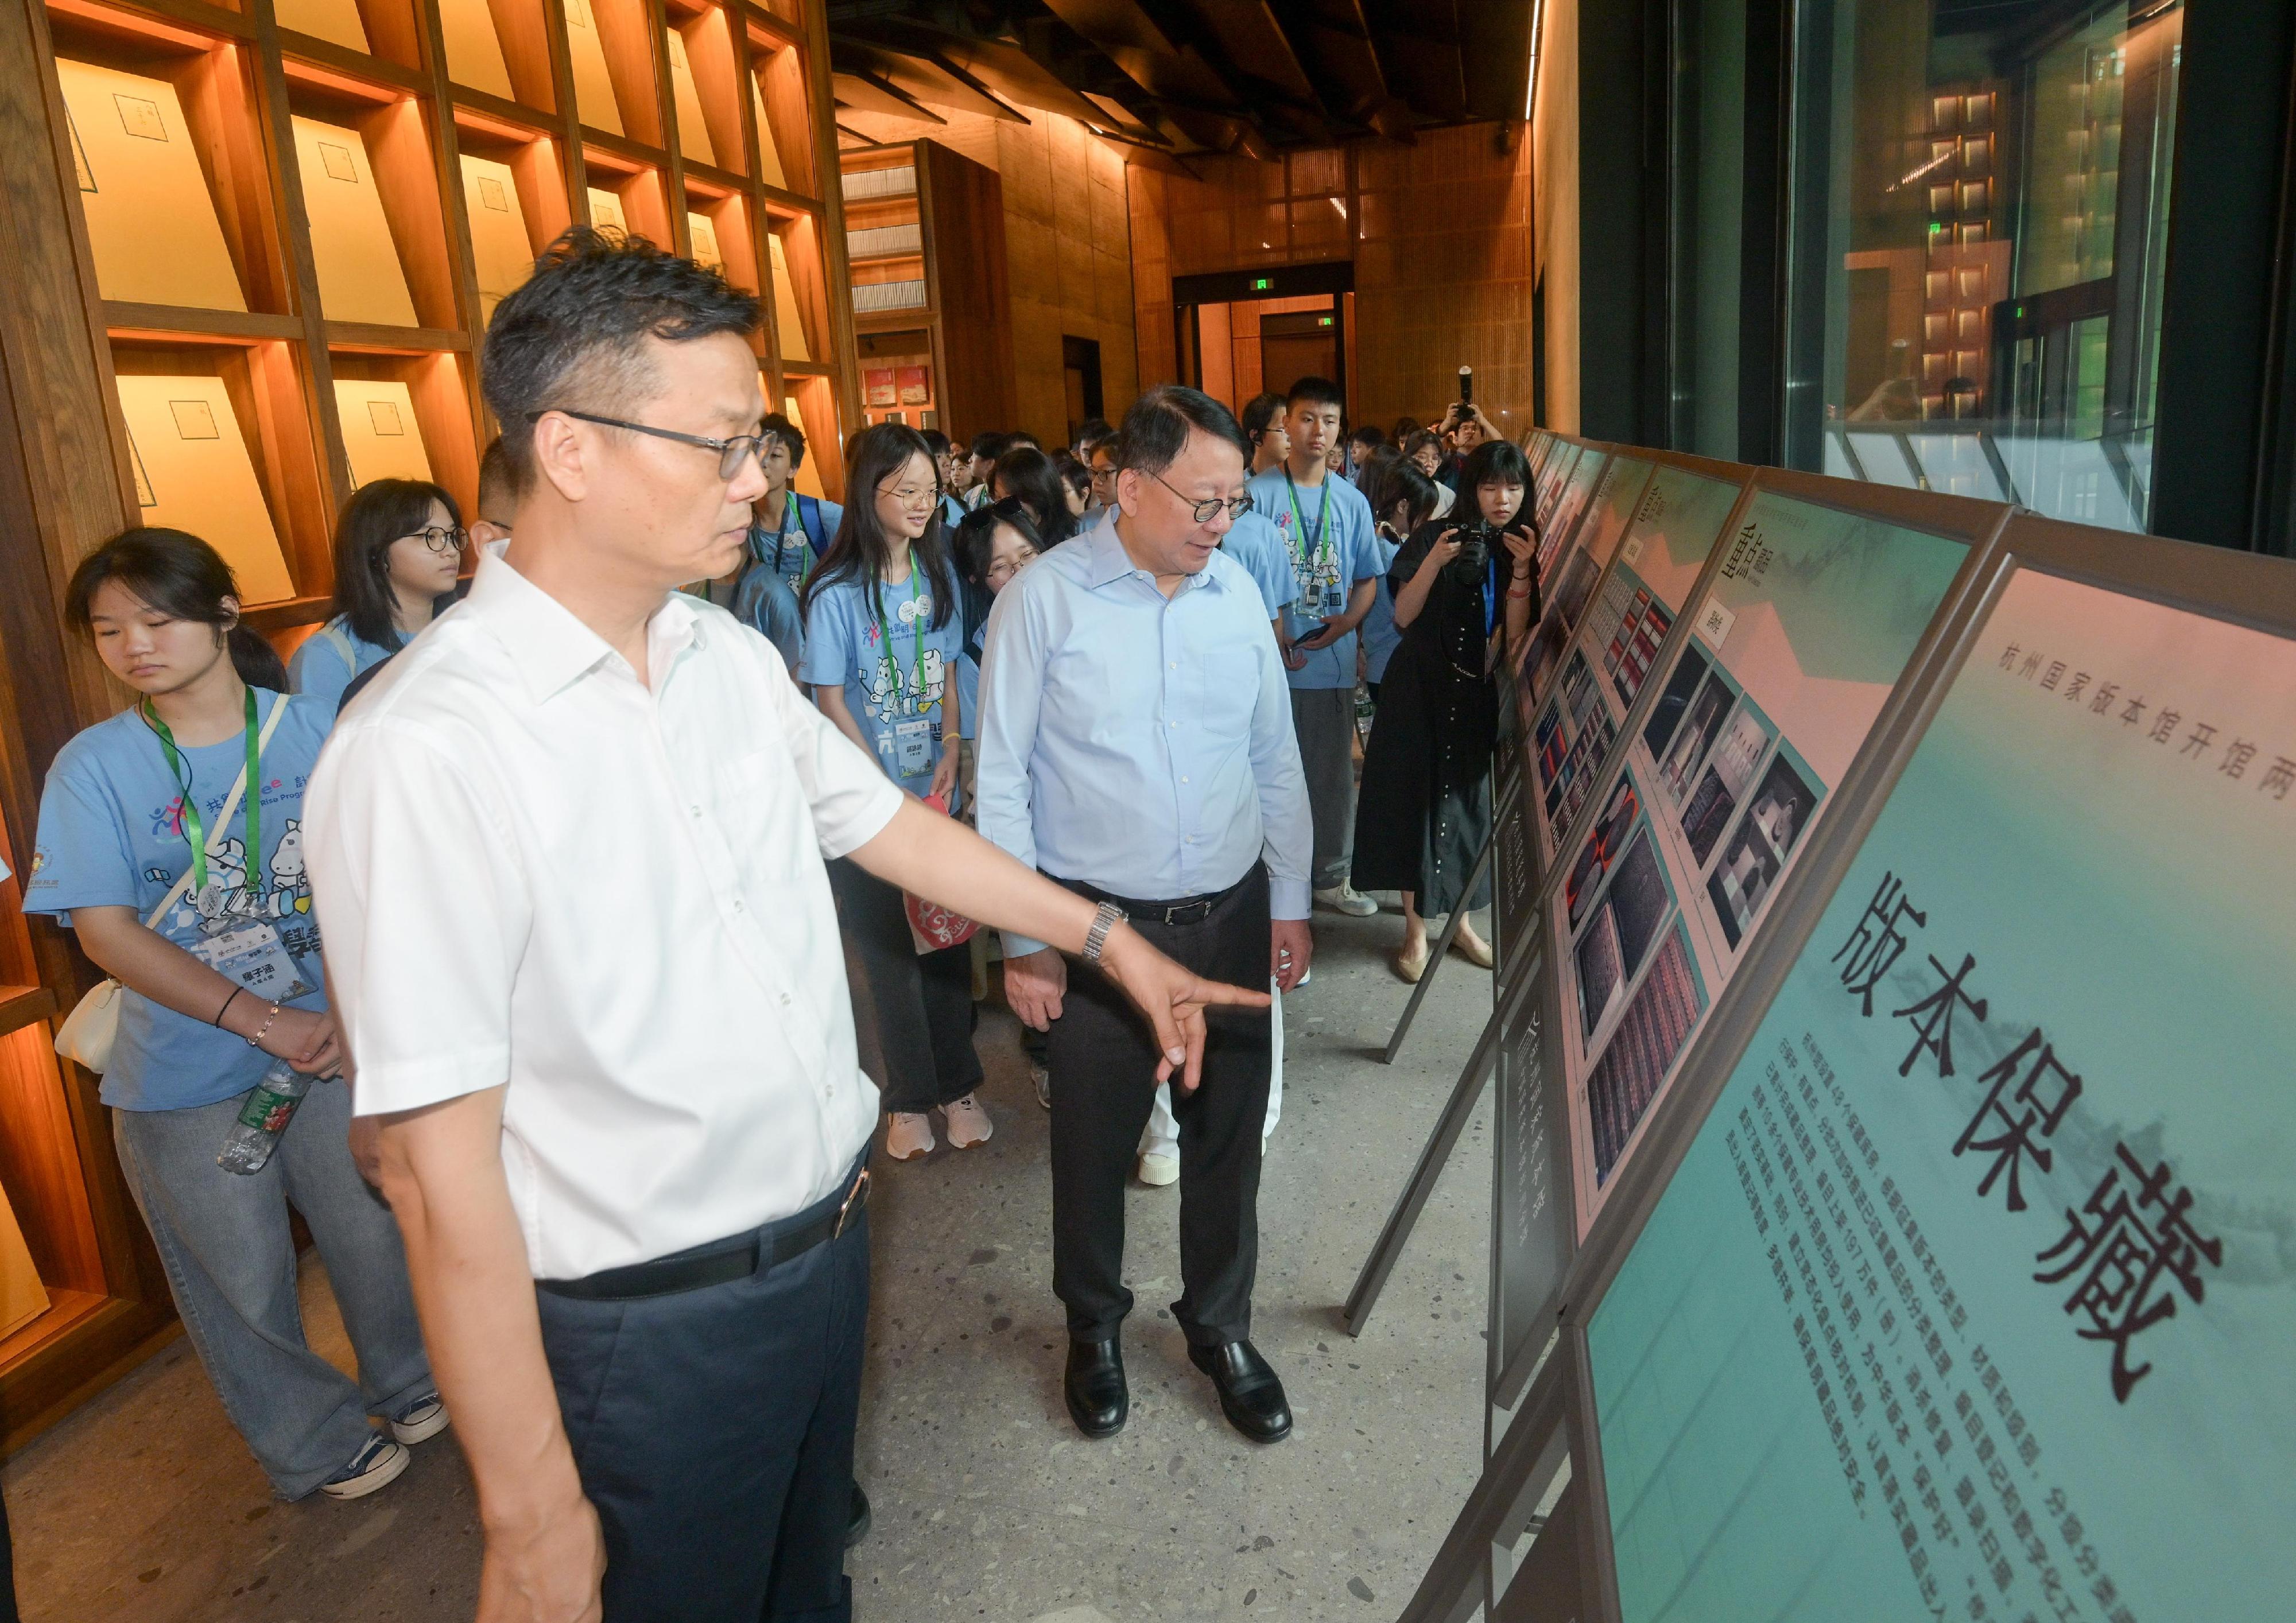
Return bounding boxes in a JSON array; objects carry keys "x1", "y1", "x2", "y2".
[{"x1": 1783, "y1": 0, "x2": 2182, "y2": 530}]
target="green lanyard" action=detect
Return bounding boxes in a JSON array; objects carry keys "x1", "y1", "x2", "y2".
[
  {"x1": 772, "y1": 491, "x2": 813, "y2": 583},
  {"x1": 145, "y1": 686, "x2": 260, "y2": 899},
  {"x1": 874, "y1": 550, "x2": 931, "y2": 709},
  {"x1": 1283, "y1": 472, "x2": 1332, "y2": 574}
]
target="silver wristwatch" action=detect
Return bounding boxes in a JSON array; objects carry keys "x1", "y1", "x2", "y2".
[{"x1": 1081, "y1": 900, "x2": 1126, "y2": 965}]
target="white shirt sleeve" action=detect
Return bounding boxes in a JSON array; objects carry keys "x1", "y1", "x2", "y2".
[
  {"x1": 305, "y1": 722, "x2": 531, "y2": 1117},
  {"x1": 754, "y1": 630, "x2": 902, "y2": 860}
]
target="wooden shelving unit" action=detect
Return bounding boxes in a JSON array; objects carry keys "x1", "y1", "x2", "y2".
[
  {"x1": 839, "y1": 137, "x2": 1013, "y2": 444},
  {"x1": 0, "y1": 0, "x2": 857, "y2": 1451}
]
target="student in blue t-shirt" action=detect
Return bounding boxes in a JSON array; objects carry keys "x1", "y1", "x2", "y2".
[
  {"x1": 1247, "y1": 375, "x2": 1383, "y2": 918},
  {"x1": 30, "y1": 529, "x2": 440, "y2": 1503},
  {"x1": 800, "y1": 425, "x2": 987, "y2": 1166},
  {"x1": 748, "y1": 411, "x2": 843, "y2": 591},
  {"x1": 1218, "y1": 506, "x2": 1298, "y2": 634},
  {"x1": 288, "y1": 479, "x2": 467, "y2": 716}
]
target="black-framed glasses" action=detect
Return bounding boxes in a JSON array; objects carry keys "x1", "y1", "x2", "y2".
[
  {"x1": 405, "y1": 525, "x2": 469, "y2": 556},
  {"x1": 529, "y1": 409, "x2": 777, "y2": 481},
  {"x1": 1151, "y1": 472, "x2": 1252, "y2": 525}
]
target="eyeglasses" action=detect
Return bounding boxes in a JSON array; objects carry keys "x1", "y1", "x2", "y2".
[
  {"x1": 984, "y1": 548, "x2": 1038, "y2": 587},
  {"x1": 530, "y1": 409, "x2": 776, "y2": 481},
  {"x1": 878, "y1": 481, "x2": 940, "y2": 510},
  {"x1": 404, "y1": 525, "x2": 469, "y2": 556},
  {"x1": 1151, "y1": 472, "x2": 1252, "y2": 525}
]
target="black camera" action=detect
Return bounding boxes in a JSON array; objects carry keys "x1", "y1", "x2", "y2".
[{"x1": 1447, "y1": 521, "x2": 1497, "y2": 586}]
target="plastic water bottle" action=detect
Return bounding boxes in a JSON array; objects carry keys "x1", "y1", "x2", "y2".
[{"x1": 217, "y1": 1061, "x2": 312, "y2": 1175}]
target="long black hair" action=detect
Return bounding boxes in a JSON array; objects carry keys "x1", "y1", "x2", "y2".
[
  {"x1": 1455, "y1": 438, "x2": 1533, "y2": 527},
  {"x1": 65, "y1": 527, "x2": 290, "y2": 692},
  {"x1": 327, "y1": 477, "x2": 462, "y2": 650},
  {"x1": 949, "y1": 497, "x2": 1042, "y2": 665},
  {"x1": 992, "y1": 445, "x2": 1076, "y2": 546},
  {"x1": 801, "y1": 422, "x2": 955, "y2": 632},
  {"x1": 1370, "y1": 457, "x2": 1441, "y2": 538}
]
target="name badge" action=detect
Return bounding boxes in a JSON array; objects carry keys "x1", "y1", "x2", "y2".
[
  {"x1": 887, "y1": 716, "x2": 936, "y2": 779},
  {"x1": 189, "y1": 919, "x2": 315, "y2": 1002},
  {"x1": 1318, "y1": 581, "x2": 1346, "y2": 618}
]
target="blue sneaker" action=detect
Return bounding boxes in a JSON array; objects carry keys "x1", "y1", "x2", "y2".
[
  {"x1": 318, "y1": 1432, "x2": 408, "y2": 1501},
  {"x1": 390, "y1": 1391, "x2": 450, "y2": 1445}
]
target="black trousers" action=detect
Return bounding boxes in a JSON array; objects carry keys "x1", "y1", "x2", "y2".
[
  {"x1": 829, "y1": 857, "x2": 983, "y2": 1114},
  {"x1": 1048, "y1": 864, "x2": 1271, "y2": 1346},
  {"x1": 536, "y1": 1167, "x2": 871, "y2": 1623}
]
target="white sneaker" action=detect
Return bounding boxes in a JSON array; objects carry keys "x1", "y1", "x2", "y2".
[
  {"x1": 1031, "y1": 1062, "x2": 1052, "y2": 1109},
  {"x1": 1314, "y1": 884, "x2": 1379, "y2": 918},
  {"x1": 886, "y1": 1112, "x2": 936, "y2": 1160},
  {"x1": 943, "y1": 1094, "x2": 993, "y2": 1148},
  {"x1": 319, "y1": 1433, "x2": 409, "y2": 1501},
  {"x1": 389, "y1": 1392, "x2": 450, "y2": 1446},
  {"x1": 1137, "y1": 1152, "x2": 1178, "y2": 1187}
]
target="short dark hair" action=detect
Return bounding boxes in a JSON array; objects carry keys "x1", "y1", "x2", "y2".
[
  {"x1": 65, "y1": 527, "x2": 289, "y2": 691},
  {"x1": 1071, "y1": 417, "x2": 1114, "y2": 456},
  {"x1": 1115, "y1": 385, "x2": 1251, "y2": 479},
  {"x1": 1285, "y1": 375, "x2": 1345, "y2": 413},
  {"x1": 1239, "y1": 392, "x2": 1285, "y2": 445},
  {"x1": 1402, "y1": 428, "x2": 1444, "y2": 460},
  {"x1": 475, "y1": 437, "x2": 515, "y2": 524},
  {"x1": 992, "y1": 445, "x2": 1076, "y2": 545},
  {"x1": 918, "y1": 428, "x2": 951, "y2": 457},
  {"x1": 1052, "y1": 451, "x2": 1091, "y2": 502},
  {"x1": 761, "y1": 410, "x2": 805, "y2": 468},
  {"x1": 480, "y1": 227, "x2": 759, "y2": 498},
  {"x1": 1457, "y1": 438, "x2": 1533, "y2": 517},
  {"x1": 328, "y1": 478, "x2": 463, "y2": 649},
  {"x1": 969, "y1": 431, "x2": 1010, "y2": 462},
  {"x1": 1348, "y1": 423, "x2": 1387, "y2": 452}
]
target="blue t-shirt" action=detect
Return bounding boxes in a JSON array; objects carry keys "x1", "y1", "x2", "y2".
[
  {"x1": 731, "y1": 562, "x2": 805, "y2": 674},
  {"x1": 1220, "y1": 511, "x2": 1299, "y2": 623},
  {"x1": 1247, "y1": 466, "x2": 1381, "y2": 690},
  {"x1": 288, "y1": 617, "x2": 395, "y2": 715},
  {"x1": 798, "y1": 561, "x2": 964, "y2": 798},
  {"x1": 27, "y1": 688, "x2": 332, "y2": 1111},
  {"x1": 1360, "y1": 525, "x2": 1406, "y2": 683},
  {"x1": 753, "y1": 492, "x2": 843, "y2": 591}
]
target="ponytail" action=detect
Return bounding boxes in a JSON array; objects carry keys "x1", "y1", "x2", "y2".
[{"x1": 228, "y1": 625, "x2": 289, "y2": 692}]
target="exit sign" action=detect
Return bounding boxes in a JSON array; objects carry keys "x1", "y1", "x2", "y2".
[{"x1": 1252, "y1": 277, "x2": 1273, "y2": 291}]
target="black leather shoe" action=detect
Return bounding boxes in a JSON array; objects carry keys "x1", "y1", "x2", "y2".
[
  {"x1": 846, "y1": 1483, "x2": 871, "y2": 1549},
  {"x1": 1188, "y1": 1340, "x2": 1292, "y2": 1443},
  {"x1": 1063, "y1": 1337, "x2": 1128, "y2": 1438}
]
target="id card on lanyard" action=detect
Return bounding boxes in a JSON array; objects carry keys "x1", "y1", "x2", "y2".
[
  {"x1": 1285, "y1": 473, "x2": 1343, "y2": 618},
  {"x1": 871, "y1": 555, "x2": 939, "y2": 782},
  {"x1": 147, "y1": 691, "x2": 315, "y2": 1001}
]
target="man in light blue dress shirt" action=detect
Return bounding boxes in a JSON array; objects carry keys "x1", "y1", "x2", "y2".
[{"x1": 976, "y1": 386, "x2": 1313, "y2": 1446}]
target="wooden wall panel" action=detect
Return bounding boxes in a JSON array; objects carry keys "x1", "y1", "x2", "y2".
[{"x1": 916, "y1": 139, "x2": 1016, "y2": 441}]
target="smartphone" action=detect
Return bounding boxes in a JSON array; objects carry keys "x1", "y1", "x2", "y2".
[{"x1": 1458, "y1": 365, "x2": 1475, "y2": 408}]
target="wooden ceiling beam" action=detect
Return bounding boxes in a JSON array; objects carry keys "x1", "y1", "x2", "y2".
[
  {"x1": 1035, "y1": 0, "x2": 1242, "y2": 110},
  {"x1": 831, "y1": 68, "x2": 948, "y2": 124}
]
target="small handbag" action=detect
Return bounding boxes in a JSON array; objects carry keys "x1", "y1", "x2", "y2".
[
  {"x1": 903, "y1": 793, "x2": 981, "y2": 954},
  {"x1": 54, "y1": 696, "x2": 289, "y2": 1073}
]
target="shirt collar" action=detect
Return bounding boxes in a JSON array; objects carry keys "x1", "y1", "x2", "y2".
[
  {"x1": 1079, "y1": 509, "x2": 1224, "y2": 597},
  {"x1": 471, "y1": 544, "x2": 707, "y2": 704}
]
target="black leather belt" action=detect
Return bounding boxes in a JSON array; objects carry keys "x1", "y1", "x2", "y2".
[
  {"x1": 536, "y1": 1163, "x2": 870, "y2": 1303},
  {"x1": 1069, "y1": 865, "x2": 1257, "y2": 929}
]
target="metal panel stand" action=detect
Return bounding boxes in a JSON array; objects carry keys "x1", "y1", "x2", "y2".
[
  {"x1": 1343, "y1": 995, "x2": 1504, "y2": 1335},
  {"x1": 1378, "y1": 830, "x2": 1495, "y2": 1065}
]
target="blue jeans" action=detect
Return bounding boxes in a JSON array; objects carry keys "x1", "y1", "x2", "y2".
[{"x1": 113, "y1": 1077, "x2": 433, "y2": 1498}]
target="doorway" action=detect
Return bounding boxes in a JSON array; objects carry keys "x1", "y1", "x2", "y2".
[
  {"x1": 1172, "y1": 262, "x2": 1355, "y2": 419},
  {"x1": 1062, "y1": 335, "x2": 1103, "y2": 443}
]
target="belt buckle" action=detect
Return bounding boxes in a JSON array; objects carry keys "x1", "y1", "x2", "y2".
[{"x1": 834, "y1": 1167, "x2": 871, "y2": 1237}]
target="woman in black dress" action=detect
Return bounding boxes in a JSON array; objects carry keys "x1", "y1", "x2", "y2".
[{"x1": 1351, "y1": 438, "x2": 1541, "y2": 981}]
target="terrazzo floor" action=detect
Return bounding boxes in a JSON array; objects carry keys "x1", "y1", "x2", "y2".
[{"x1": 2, "y1": 902, "x2": 1498, "y2": 1622}]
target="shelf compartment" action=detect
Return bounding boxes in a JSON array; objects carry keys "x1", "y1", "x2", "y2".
[
  {"x1": 561, "y1": 0, "x2": 660, "y2": 147},
  {"x1": 782, "y1": 371, "x2": 839, "y2": 499},
  {"x1": 329, "y1": 348, "x2": 479, "y2": 513},
  {"x1": 584, "y1": 147, "x2": 670, "y2": 245},
  {"x1": 748, "y1": 32, "x2": 812, "y2": 196},
  {"x1": 454, "y1": 114, "x2": 568, "y2": 325},
  {"x1": 763, "y1": 207, "x2": 829, "y2": 366},
  {"x1": 274, "y1": 0, "x2": 369, "y2": 55},
  {"x1": 0, "y1": 987, "x2": 58, "y2": 1044},
  {"x1": 51, "y1": 44, "x2": 265, "y2": 313},
  {"x1": 685, "y1": 189, "x2": 758, "y2": 298},
  {"x1": 109, "y1": 343, "x2": 314, "y2": 603},
  {"x1": 846, "y1": 220, "x2": 921, "y2": 261},
  {"x1": 282, "y1": 72, "x2": 458, "y2": 328}
]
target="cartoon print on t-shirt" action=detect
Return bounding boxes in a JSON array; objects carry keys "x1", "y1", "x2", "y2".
[
  {"x1": 861, "y1": 589, "x2": 945, "y2": 723},
  {"x1": 267, "y1": 819, "x2": 311, "y2": 915},
  {"x1": 1274, "y1": 508, "x2": 1345, "y2": 618}
]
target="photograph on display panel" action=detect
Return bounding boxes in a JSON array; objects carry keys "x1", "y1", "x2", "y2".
[
  {"x1": 1521, "y1": 457, "x2": 1658, "y2": 706},
  {"x1": 1586, "y1": 563, "x2": 2296, "y2": 1623},
  {"x1": 1517, "y1": 465, "x2": 1747, "y2": 869},
  {"x1": 1550, "y1": 492, "x2": 1971, "y2": 1218}
]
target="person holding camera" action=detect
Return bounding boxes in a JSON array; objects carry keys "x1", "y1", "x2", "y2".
[
  {"x1": 1435, "y1": 399, "x2": 1500, "y2": 490},
  {"x1": 1350, "y1": 439, "x2": 1539, "y2": 981}
]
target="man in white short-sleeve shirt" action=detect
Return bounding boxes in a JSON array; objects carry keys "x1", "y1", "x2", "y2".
[{"x1": 305, "y1": 230, "x2": 1263, "y2": 1623}]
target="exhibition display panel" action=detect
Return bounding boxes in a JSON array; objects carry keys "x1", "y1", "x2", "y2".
[
  {"x1": 0, "y1": 0, "x2": 859, "y2": 1450},
  {"x1": 1391, "y1": 449, "x2": 2296, "y2": 1623}
]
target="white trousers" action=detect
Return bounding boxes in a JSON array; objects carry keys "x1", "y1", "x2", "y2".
[{"x1": 1140, "y1": 980, "x2": 1283, "y2": 1160}]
